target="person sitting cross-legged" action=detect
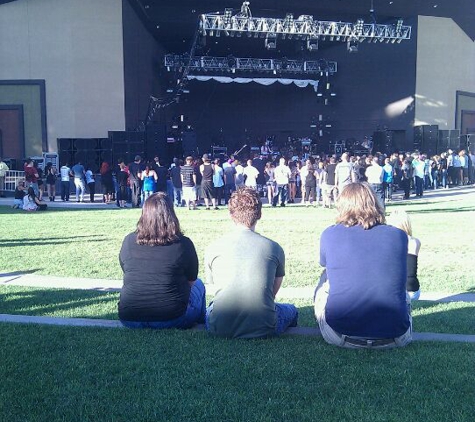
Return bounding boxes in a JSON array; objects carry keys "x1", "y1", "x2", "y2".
[
  {"x1": 205, "y1": 187, "x2": 298, "y2": 339},
  {"x1": 118, "y1": 192, "x2": 206, "y2": 329},
  {"x1": 314, "y1": 182, "x2": 412, "y2": 349}
]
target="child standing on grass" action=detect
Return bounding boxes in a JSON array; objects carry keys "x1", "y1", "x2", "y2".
[{"x1": 387, "y1": 210, "x2": 421, "y2": 300}]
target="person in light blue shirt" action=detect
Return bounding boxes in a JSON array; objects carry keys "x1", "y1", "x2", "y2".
[
  {"x1": 70, "y1": 161, "x2": 85, "y2": 202},
  {"x1": 411, "y1": 154, "x2": 425, "y2": 197},
  {"x1": 382, "y1": 157, "x2": 394, "y2": 202}
]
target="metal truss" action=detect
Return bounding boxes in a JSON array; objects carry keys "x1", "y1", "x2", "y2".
[
  {"x1": 165, "y1": 55, "x2": 337, "y2": 75},
  {"x1": 200, "y1": 4, "x2": 411, "y2": 43}
]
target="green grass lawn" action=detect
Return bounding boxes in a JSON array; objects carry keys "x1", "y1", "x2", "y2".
[
  {"x1": 1, "y1": 323, "x2": 474, "y2": 422},
  {"x1": 1, "y1": 189, "x2": 475, "y2": 293},
  {"x1": 1, "y1": 192, "x2": 475, "y2": 422}
]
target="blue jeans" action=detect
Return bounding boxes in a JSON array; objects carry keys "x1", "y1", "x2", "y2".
[
  {"x1": 273, "y1": 184, "x2": 288, "y2": 206},
  {"x1": 205, "y1": 302, "x2": 298, "y2": 335},
  {"x1": 74, "y1": 178, "x2": 85, "y2": 201},
  {"x1": 173, "y1": 187, "x2": 182, "y2": 206},
  {"x1": 121, "y1": 279, "x2": 206, "y2": 329}
]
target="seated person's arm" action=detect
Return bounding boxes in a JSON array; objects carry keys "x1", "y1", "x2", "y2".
[{"x1": 273, "y1": 276, "x2": 283, "y2": 298}]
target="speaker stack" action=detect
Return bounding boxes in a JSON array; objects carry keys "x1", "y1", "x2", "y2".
[
  {"x1": 57, "y1": 138, "x2": 111, "y2": 170},
  {"x1": 109, "y1": 131, "x2": 146, "y2": 165},
  {"x1": 413, "y1": 125, "x2": 438, "y2": 156}
]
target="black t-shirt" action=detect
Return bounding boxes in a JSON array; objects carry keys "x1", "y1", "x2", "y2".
[
  {"x1": 326, "y1": 164, "x2": 337, "y2": 185},
  {"x1": 14, "y1": 188, "x2": 26, "y2": 200},
  {"x1": 128, "y1": 162, "x2": 145, "y2": 182},
  {"x1": 155, "y1": 166, "x2": 168, "y2": 191},
  {"x1": 118, "y1": 233, "x2": 198, "y2": 322}
]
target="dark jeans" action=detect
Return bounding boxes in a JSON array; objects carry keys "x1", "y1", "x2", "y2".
[
  {"x1": 130, "y1": 180, "x2": 142, "y2": 207},
  {"x1": 401, "y1": 178, "x2": 410, "y2": 199},
  {"x1": 273, "y1": 184, "x2": 288, "y2": 206},
  {"x1": 224, "y1": 183, "x2": 235, "y2": 204},
  {"x1": 382, "y1": 182, "x2": 392, "y2": 200},
  {"x1": 88, "y1": 182, "x2": 95, "y2": 202},
  {"x1": 415, "y1": 176, "x2": 424, "y2": 197},
  {"x1": 215, "y1": 186, "x2": 224, "y2": 205},
  {"x1": 370, "y1": 183, "x2": 385, "y2": 208},
  {"x1": 61, "y1": 181, "x2": 70, "y2": 201}
]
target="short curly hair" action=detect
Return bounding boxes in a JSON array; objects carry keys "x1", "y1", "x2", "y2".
[{"x1": 228, "y1": 187, "x2": 262, "y2": 228}]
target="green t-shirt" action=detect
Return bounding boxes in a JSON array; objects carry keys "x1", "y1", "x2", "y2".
[{"x1": 205, "y1": 227, "x2": 285, "y2": 338}]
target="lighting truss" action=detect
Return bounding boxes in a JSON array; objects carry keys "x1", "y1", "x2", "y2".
[
  {"x1": 200, "y1": 3, "x2": 411, "y2": 44},
  {"x1": 165, "y1": 55, "x2": 337, "y2": 75}
]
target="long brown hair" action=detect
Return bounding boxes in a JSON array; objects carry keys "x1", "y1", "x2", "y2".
[
  {"x1": 136, "y1": 193, "x2": 182, "y2": 246},
  {"x1": 335, "y1": 182, "x2": 385, "y2": 229}
]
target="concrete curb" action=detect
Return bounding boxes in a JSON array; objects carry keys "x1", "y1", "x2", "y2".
[{"x1": 1, "y1": 314, "x2": 475, "y2": 343}]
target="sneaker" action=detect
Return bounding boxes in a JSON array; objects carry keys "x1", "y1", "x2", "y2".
[{"x1": 214, "y1": 207, "x2": 219, "y2": 210}]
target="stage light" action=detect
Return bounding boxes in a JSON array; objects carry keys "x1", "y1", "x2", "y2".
[
  {"x1": 200, "y1": 3, "x2": 411, "y2": 44},
  {"x1": 347, "y1": 38, "x2": 358, "y2": 53}
]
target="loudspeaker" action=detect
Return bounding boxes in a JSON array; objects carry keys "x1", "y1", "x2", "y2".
[
  {"x1": 414, "y1": 125, "x2": 438, "y2": 155},
  {"x1": 146, "y1": 125, "x2": 167, "y2": 162},
  {"x1": 182, "y1": 132, "x2": 197, "y2": 156},
  {"x1": 109, "y1": 131, "x2": 145, "y2": 165},
  {"x1": 372, "y1": 131, "x2": 386, "y2": 153}
]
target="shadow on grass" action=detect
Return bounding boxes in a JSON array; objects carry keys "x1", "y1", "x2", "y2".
[
  {"x1": 0, "y1": 235, "x2": 109, "y2": 247},
  {"x1": 0, "y1": 287, "x2": 119, "y2": 320},
  {"x1": 0, "y1": 269, "x2": 41, "y2": 278},
  {"x1": 415, "y1": 206, "x2": 474, "y2": 214},
  {"x1": 1, "y1": 289, "x2": 474, "y2": 335}
]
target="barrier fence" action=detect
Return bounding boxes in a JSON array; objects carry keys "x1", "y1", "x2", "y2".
[{"x1": 4, "y1": 171, "x2": 25, "y2": 192}]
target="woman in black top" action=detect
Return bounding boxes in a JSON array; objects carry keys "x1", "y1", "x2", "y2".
[
  {"x1": 45, "y1": 162, "x2": 57, "y2": 201},
  {"x1": 118, "y1": 192, "x2": 206, "y2": 328}
]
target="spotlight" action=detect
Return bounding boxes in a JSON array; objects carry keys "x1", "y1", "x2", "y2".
[{"x1": 347, "y1": 38, "x2": 358, "y2": 53}]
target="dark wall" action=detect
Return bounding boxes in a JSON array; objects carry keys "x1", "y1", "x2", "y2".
[
  {"x1": 167, "y1": 18, "x2": 418, "y2": 153},
  {"x1": 122, "y1": 0, "x2": 166, "y2": 131}
]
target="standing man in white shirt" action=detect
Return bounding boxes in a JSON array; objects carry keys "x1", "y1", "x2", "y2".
[
  {"x1": 365, "y1": 156, "x2": 385, "y2": 207},
  {"x1": 273, "y1": 157, "x2": 291, "y2": 207},
  {"x1": 243, "y1": 159, "x2": 259, "y2": 190},
  {"x1": 60, "y1": 162, "x2": 71, "y2": 202}
]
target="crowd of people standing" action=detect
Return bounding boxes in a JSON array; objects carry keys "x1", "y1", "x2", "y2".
[{"x1": 10, "y1": 146, "x2": 474, "y2": 211}]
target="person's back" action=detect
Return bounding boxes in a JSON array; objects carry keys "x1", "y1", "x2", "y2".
[
  {"x1": 206, "y1": 229, "x2": 284, "y2": 338},
  {"x1": 205, "y1": 187, "x2": 297, "y2": 338},
  {"x1": 71, "y1": 163, "x2": 84, "y2": 178},
  {"x1": 325, "y1": 163, "x2": 336, "y2": 186},
  {"x1": 320, "y1": 223, "x2": 409, "y2": 338},
  {"x1": 315, "y1": 182, "x2": 411, "y2": 349}
]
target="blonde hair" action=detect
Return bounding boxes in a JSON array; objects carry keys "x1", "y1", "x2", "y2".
[
  {"x1": 335, "y1": 182, "x2": 385, "y2": 229},
  {"x1": 387, "y1": 210, "x2": 412, "y2": 236}
]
